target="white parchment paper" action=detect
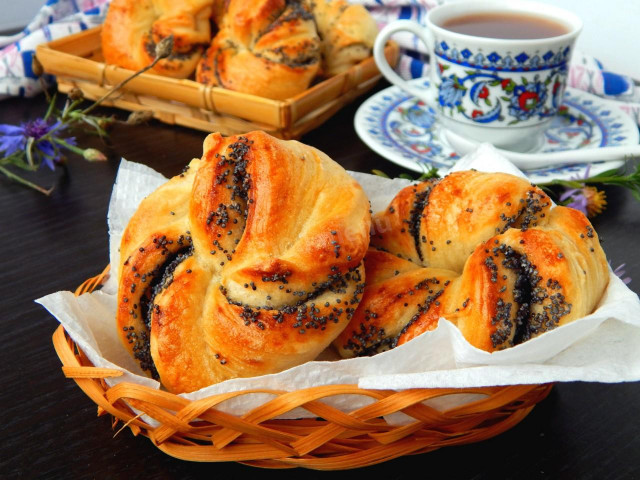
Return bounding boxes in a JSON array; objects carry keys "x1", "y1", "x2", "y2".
[{"x1": 37, "y1": 143, "x2": 640, "y2": 418}]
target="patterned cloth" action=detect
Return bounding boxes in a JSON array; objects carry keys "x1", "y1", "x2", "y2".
[
  {"x1": 0, "y1": 0, "x2": 109, "y2": 100},
  {"x1": 1, "y1": 0, "x2": 638, "y2": 125}
]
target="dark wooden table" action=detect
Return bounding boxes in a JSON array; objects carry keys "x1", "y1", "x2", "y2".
[{"x1": 1, "y1": 87, "x2": 639, "y2": 479}]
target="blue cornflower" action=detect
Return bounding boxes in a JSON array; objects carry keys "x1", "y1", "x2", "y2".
[
  {"x1": 0, "y1": 118, "x2": 67, "y2": 170},
  {"x1": 559, "y1": 187, "x2": 588, "y2": 216},
  {"x1": 612, "y1": 263, "x2": 632, "y2": 285},
  {"x1": 559, "y1": 165, "x2": 607, "y2": 218}
]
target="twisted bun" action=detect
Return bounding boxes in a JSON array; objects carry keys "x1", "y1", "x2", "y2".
[
  {"x1": 195, "y1": 0, "x2": 378, "y2": 98},
  {"x1": 102, "y1": 0, "x2": 213, "y2": 78},
  {"x1": 335, "y1": 171, "x2": 609, "y2": 356},
  {"x1": 116, "y1": 131, "x2": 370, "y2": 393},
  {"x1": 308, "y1": 0, "x2": 378, "y2": 76},
  {"x1": 196, "y1": 0, "x2": 322, "y2": 100},
  {"x1": 102, "y1": 0, "x2": 379, "y2": 98}
]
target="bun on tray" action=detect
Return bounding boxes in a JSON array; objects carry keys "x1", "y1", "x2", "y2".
[
  {"x1": 102, "y1": 0, "x2": 214, "y2": 78},
  {"x1": 309, "y1": 0, "x2": 379, "y2": 77},
  {"x1": 116, "y1": 131, "x2": 370, "y2": 393},
  {"x1": 101, "y1": 0, "x2": 379, "y2": 99},
  {"x1": 335, "y1": 171, "x2": 609, "y2": 356},
  {"x1": 195, "y1": 0, "x2": 322, "y2": 100},
  {"x1": 196, "y1": 0, "x2": 378, "y2": 99}
]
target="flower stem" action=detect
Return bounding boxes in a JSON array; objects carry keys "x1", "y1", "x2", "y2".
[
  {"x1": 25, "y1": 137, "x2": 35, "y2": 168},
  {"x1": 539, "y1": 169, "x2": 640, "y2": 191},
  {"x1": 52, "y1": 137, "x2": 86, "y2": 156},
  {"x1": 61, "y1": 97, "x2": 85, "y2": 122},
  {"x1": 81, "y1": 56, "x2": 163, "y2": 116},
  {"x1": 0, "y1": 165, "x2": 52, "y2": 195},
  {"x1": 540, "y1": 176, "x2": 626, "y2": 188},
  {"x1": 43, "y1": 92, "x2": 57, "y2": 121}
]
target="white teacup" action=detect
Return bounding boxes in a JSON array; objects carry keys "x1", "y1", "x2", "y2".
[{"x1": 373, "y1": 0, "x2": 582, "y2": 152}]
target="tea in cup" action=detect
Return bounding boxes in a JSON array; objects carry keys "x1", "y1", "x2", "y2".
[{"x1": 373, "y1": 0, "x2": 582, "y2": 152}]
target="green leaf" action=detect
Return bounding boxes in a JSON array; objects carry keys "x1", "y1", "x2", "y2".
[
  {"x1": 418, "y1": 166, "x2": 441, "y2": 180},
  {"x1": 61, "y1": 98, "x2": 85, "y2": 124},
  {"x1": 371, "y1": 169, "x2": 390, "y2": 178},
  {"x1": 521, "y1": 77, "x2": 528, "y2": 85},
  {"x1": 454, "y1": 76, "x2": 467, "y2": 89},
  {"x1": 501, "y1": 96, "x2": 511, "y2": 101},
  {"x1": 80, "y1": 115, "x2": 108, "y2": 137},
  {"x1": 592, "y1": 167, "x2": 625, "y2": 178},
  {"x1": 484, "y1": 98, "x2": 492, "y2": 106},
  {"x1": 489, "y1": 80, "x2": 501, "y2": 86}
]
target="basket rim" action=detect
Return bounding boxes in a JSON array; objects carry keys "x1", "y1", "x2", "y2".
[{"x1": 49, "y1": 269, "x2": 553, "y2": 470}]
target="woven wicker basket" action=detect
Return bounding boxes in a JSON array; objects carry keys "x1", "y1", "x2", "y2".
[
  {"x1": 52, "y1": 268, "x2": 553, "y2": 470},
  {"x1": 35, "y1": 27, "x2": 399, "y2": 139}
]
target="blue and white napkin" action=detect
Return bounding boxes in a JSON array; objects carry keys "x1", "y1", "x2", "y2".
[{"x1": 0, "y1": 0, "x2": 109, "y2": 100}]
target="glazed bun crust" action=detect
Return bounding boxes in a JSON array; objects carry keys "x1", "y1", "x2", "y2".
[
  {"x1": 116, "y1": 131, "x2": 370, "y2": 393},
  {"x1": 102, "y1": 0, "x2": 379, "y2": 97},
  {"x1": 336, "y1": 171, "x2": 609, "y2": 356},
  {"x1": 307, "y1": 0, "x2": 379, "y2": 76},
  {"x1": 196, "y1": 0, "x2": 379, "y2": 98},
  {"x1": 196, "y1": 0, "x2": 321, "y2": 100},
  {"x1": 102, "y1": 0, "x2": 213, "y2": 78}
]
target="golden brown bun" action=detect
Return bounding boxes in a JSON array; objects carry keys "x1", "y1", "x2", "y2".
[
  {"x1": 116, "y1": 131, "x2": 371, "y2": 393},
  {"x1": 101, "y1": 0, "x2": 213, "y2": 78},
  {"x1": 335, "y1": 171, "x2": 609, "y2": 356},
  {"x1": 196, "y1": 0, "x2": 321, "y2": 100},
  {"x1": 307, "y1": 0, "x2": 379, "y2": 76}
]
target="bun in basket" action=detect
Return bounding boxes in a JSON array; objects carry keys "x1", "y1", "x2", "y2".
[
  {"x1": 102, "y1": 0, "x2": 213, "y2": 78},
  {"x1": 116, "y1": 131, "x2": 371, "y2": 393},
  {"x1": 335, "y1": 171, "x2": 609, "y2": 356}
]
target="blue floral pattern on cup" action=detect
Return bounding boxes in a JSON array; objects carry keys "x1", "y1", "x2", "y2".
[
  {"x1": 509, "y1": 81, "x2": 549, "y2": 121},
  {"x1": 438, "y1": 76, "x2": 465, "y2": 108},
  {"x1": 435, "y1": 42, "x2": 571, "y2": 72},
  {"x1": 435, "y1": 61, "x2": 565, "y2": 126}
]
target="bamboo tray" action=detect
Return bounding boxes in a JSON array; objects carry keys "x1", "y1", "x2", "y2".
[
  {"x1": 51, "y1": 269, "x2": 553, "y2": 470},
  {"x1": 36, "y1": 26, "x2": 399, "y2": 139}
]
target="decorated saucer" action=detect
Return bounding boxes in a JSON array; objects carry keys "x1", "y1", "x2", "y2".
[{"x1": 355, "y1": 78, "x2": 639, "y2": 183}]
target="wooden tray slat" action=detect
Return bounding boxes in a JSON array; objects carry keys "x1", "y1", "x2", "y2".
[
  {"x1": 44, "y1": 26, "x2": 101, "y2": 56},
  {"x1": 37, "y1": 26, "x2": 399, "y2": 138},
  {"x1": 57, "y1": 79, "x2": 282, "y2": 136}
]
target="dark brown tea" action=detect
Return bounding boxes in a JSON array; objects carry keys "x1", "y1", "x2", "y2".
[{"x1": 441, "y1": 12, "x2": 569, "y2": 39}]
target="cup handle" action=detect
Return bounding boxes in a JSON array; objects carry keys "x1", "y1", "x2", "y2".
[{"x1": 373, "y1": 20, "x2": 435, "y2": 103}]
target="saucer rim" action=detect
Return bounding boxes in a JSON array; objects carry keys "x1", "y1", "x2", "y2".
[{"x1": 354, "y1": 80, "x2": 636, "y2": 181}]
